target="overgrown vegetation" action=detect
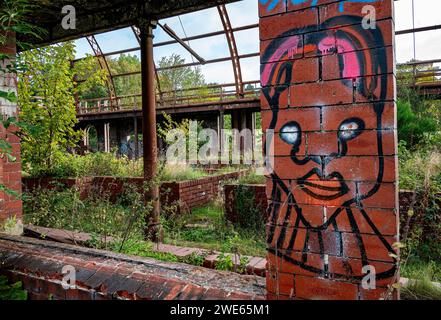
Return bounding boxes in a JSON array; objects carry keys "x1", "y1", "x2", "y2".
[
  {"x1": 24, "y1": 193, "x2": 264, "y2": 259},
  {"x1": 23, "y1": 183, "x2": 150, "y2": 249},
  {"x1": 23, "y1": 151, "x2": 213, "y2": 182},
  {"x1": 17, "y1": 42, "x2": 106, "y2": 176},
  {"x1": 401, "y1": 261, "x2": 441, "y2": 300},
  {"x1": 0, "y1": 0, "x2": 45, "y2": 200},
  {"x1": 397, "y1": 66, "x2": 441, "y2": 288},
  {"x1": 233, "y1": 185, "x2": 265, "y2": 233},
  {"x1": 0, "y1": 276, "x2": 27, "y2": 300},
  {"x1": 23, "y1": 182, "x2": 264, "y2": 269},
  {"x1": 236, "y1": 171, "x2": 265, "y2": 185},
  {"x1": 162, "y1": 203, "x2": 266, "y2": 257}
]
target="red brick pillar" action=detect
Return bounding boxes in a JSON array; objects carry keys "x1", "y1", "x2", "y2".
[
  {"x1": 260, "y1": 0, "x2": 398, "y2": 300},
  {"x1": 0, "y1": 31, "x2": 23, "y2": 234}
]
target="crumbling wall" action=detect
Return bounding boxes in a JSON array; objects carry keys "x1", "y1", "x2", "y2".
[{"x1": 0, "y1": 235, "x2": 265, "y2": 300}]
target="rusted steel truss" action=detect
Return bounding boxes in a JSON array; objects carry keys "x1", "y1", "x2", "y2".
[
  {"x1": 86, "y1": 35, "x2": 118, "y2": 109},
  {"x1": 217, "y1": 4, "x2": 243, "y2": 98}
]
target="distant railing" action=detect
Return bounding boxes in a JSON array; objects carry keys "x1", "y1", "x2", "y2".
[
  {"x1": 77, "y1": 80, "x2": 261, "y2": 114},
  {"x1": 397, "y1": 59, "x2": 441, "y2": 87}
]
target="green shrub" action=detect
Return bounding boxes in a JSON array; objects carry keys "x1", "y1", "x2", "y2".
[
  {"x1": 399, "y1": 140, "x2": 441, "y2": 267},
  {"x1": 23, "y1": 182, "x2": 150, "y2": 249},
  {"x1": 0, "y1": 276, "x2": 27, "y2": 300},
  {"x1": 215, "y1": 253, "x2": 234, "y2": 271},
  {"x1": 234, "y1": 185, "x2": 265, "y2": 233},
  {"x1": 179, "y1": 252, "x2": 207, "y2": 266},
  {"x1": 26, "y1": 152, "x2": 215, "y2": 181},
  {"x1": 398, "y1": 99, "x2": 438, "y2": 149}
]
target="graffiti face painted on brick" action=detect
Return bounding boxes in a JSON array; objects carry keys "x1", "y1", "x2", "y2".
[{"x1": 261, "y1": 15, "x2": 397, "y2": 281}]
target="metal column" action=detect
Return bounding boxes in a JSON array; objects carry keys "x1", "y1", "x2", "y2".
[
  {"x1": 139, "y1": 20, "x2": 161, "y2": 241},
  {"x1": 134, "y1": 116, "x2": 139, "y2": 160},
  {"x1": 104, "y1": 122, "x2": 110, "y2": 153}
]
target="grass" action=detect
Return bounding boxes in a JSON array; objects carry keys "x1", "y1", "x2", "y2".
[
  {"x1": 401, "y1": 279, "x2": 441, "y2": 300},
  {"x1": 186, "y1": 205, "x2": 224, "y2": 223},
  {"x1": 400, "y1": 258, "x2": 441, "y2": 300},
  {"x1": 236, "y1": 171, "x2": 266, "y2": 185},
  {"x1": 163, "y1": 203, "x2": 267, "y2": 257},
  {"x1": 158, "y1": 164, "x2": 208, "y2": 182},
  {"x1": 25, "y1": 152, "x2": 254, "y2": 182},
  {"x1": 113, "y1": 239, "x2": 179, "y2": 262},
  {"x1": 401, "y1": 258, "x2": 441, "y2": 283}
]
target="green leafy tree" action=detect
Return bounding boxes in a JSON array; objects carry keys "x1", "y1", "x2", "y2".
[
  {"x1": 110, "y1": 54, "x2": 141, "y2": 96},
  {"x1": 17, "y1": 42, "x2": 106, "y2": 175},
  {"x1": 158, "y1": 53, "x2": 205, "y2": 92},
  {"x1": 0, "y1": 0, "x2": 45, "y2": 197},
  {"x1": 80, "y1": 53, "x2": 208, "y2": 105},
  {"x1": 80, "y1": 54, "x2": 142, "y2": 100}
]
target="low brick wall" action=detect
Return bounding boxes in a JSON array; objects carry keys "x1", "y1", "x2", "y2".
[
  {"x1": 0, "y1": 235, "x2": 265, "y2": 300},
  {"x1": 22, "y1": 171, "x2": 246, "y2": 215},
  {"x1": 224, "y1": 184, "x2": 268, "y2": 224}
]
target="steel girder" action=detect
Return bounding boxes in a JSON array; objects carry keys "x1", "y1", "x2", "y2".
[{"x1": 86, "y1": 35, "x2": 119, "y2": 109}]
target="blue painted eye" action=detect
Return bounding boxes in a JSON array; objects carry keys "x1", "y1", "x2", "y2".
[
  {"x1": 338, "y1": 118, "x2": 365, "y2": 140},
  {"x1": 280, "y1": 121, "x2": 301, "y2": 146}
]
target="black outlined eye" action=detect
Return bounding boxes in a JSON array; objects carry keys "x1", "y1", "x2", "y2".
[
  {"x1": 338, "y1": 118, "x2": 365, "y2": 141},
  {"x1": 280, "y1": 121, "x2": 301, "y2": 146}
]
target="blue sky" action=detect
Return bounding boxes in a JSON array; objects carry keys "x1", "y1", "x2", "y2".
[{"x1": 74, "y1": 0, "x2": 441, "y2": 84}]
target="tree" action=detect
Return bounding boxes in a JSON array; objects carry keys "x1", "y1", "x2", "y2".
[
  {"x1": 17, "y1": 41, "x2": 106, "y2": 175},
  {"x1": 79, "y1": 53, "x2": 207, "y2": 105},
  {"x1": 110, "y1": 54, "x2": 141, "y2": 96},
  {"x1": 0, "y1": 0, "x2": 45, "y2": 196},
  {"x1": 158, "y1": 53, "x2": 205, "y2": 92}
]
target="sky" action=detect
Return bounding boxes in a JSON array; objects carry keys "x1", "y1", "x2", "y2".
[{"x1": 73, "y1": 0, "x2": 441, "y2": 85}]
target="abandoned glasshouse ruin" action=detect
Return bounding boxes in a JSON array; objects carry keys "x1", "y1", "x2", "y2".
[{"x1": 1, "y1": 0, "x2": 441, "y2": 301}]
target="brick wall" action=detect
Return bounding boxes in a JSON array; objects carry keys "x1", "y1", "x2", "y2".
[
  {"x1": 0, "y1": 235, "x2": 265, "y2": 300},
  {"x1": 259, "y1": 0, "x2": 398, "y2": 299},
  {"x1": 224, "y1": 184, "x2": 268, "y2": 223},
  {"x1": 0, "y1": 31, "x2": 23, "y2": 232},
  {"x1": 225, "y1": 184, "x2": 427, "y2": 245},
  {"x1": 22, "y1": 171, "x2": 247, "y2": 215}
]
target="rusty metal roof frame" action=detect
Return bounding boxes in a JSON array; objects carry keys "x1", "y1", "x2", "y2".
[
  {"x1": 75, "y1": 11, "x2": 441, "y2": 105},
  {"x1": 74, "y1": 4, "x2": 259, "y2": 104},
  {"x1": 218, "y1": 4, "x2": 243, "y2": 98},
  {"x1": 19, "y1": 0, "x2": 241, "y2": 47},
  {"x1": 85, "y1": 35, "x2": 119, "y2": 109}
]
